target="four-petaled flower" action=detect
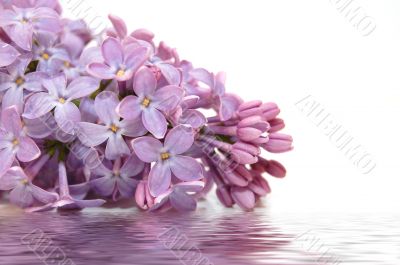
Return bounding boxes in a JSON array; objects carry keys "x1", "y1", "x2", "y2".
[
  {"x1": 87, "y1": 37, "x2": 149, "y2": 81},
  {"x1": 132, "y1": 125, "x2": 203, "y2": 196},
  {"x1": 117, "y1": 67, "x2": 184, "y2": 138},
  {"x1": 90, "y1": 154, "x2": 145, "y2": 200},
  {"x1": 0, "y1": 55, "x2": 45, "y2": 113},
  {"x1": 0, "y1": 106, "x2": 41, "y2": 176},
  {"x1": 0, "y1": 167, "x2": 58, "y2": 208},
  {"x1": 0, "y1": 6, "x2": 61, "y2": 50},
  {"x1": 23, "y1": 74, "x2": 99, "y2": 135},
  {"x1": 77, "y1": 91, "x2": 147, "y2": 160}
]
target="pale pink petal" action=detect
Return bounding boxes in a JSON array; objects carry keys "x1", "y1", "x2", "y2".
[
  {"x1": 170, "y1": 190, "x2": 196, "y2": 212},
  {"x1": 0, "y1": 166, "x2": 23, "y2": 190},
  {"x1": 164, "y1": 125, "x2": 194, "y2": 155},
  {"x1": 157, "y1": 63, "x2": 181, "y2": 85},
  {"x1": 66, "y1": 76, "x2": 99, "y2": 100},
  {"x1": 2, "y1": 87, "x2": 24, "y2": 113},
  {"x1": 124, "y1": 46, "x2": 149, "y2": 73},
  {"x1": 148, "y1": 162, "x2": 171, "y2": 197},
  {"x1": 152, "y1": 85, "x2": 184, "y2": 113},
  {"x1": 77, "y1": 122, "x2": 111, "y2": 147},
  {"x1": 54, "y1": 103, "x2": 81, "y2": 134},
  {"x1": 108, "y1": 14, "x2": 127, "y2": 39},
  {"x1": 16, "y1": 136, "x2": 41, "y2": 162},
  {"x1": 87, "y1": 63, "x2": 115, "y2": 80},
  {"x1": 0, "y1": 41, "x2": 20, "y2": 67},
  {"x1": 131, "y1": 136, "x2": 162, "y2": 163},
  {"x1": 170, "y1": 155, "x2": 202, "y2": 181},
  {"x1": 102, "y1": 37, "x2": 123, "y2": 67},
  {"x1": 10, "y1": 185, "x2": 34, "y2": 208},
  {"x1": 133, "y1": 67, "x2": 156, "y2": 97},
  {"x1": 91, "y1": 176, "x2": 115, "y2": 197},
  {"x1": 1, "y1": 106, "x2": 22, "y2": 136},
  {"x1": 142, "y1": 107, "x2": 167, "y2": 139},
  {"x1": 116, "y1": 95, "x2": 142, "y2": 120},
  {"x1": 94, "y1": 91, "x2": 120, "y2": 125},
  {"x1": 231, "y1": 187, "x2": 256, "y2": 211},
  {"x1": 105, "y1": 134, "x2": 130, "y2": 160},
  {"x1": 119, "y1": 118, "x2": 147, "y2": 137},
  {"x1": 31, "y1": 185, "x2": 59, "y2": 204},
  {"x1": 23, "y1": 92, "x2": 57, "y2": 119},
  {"x1": 0, "y1": 148, "x2": 14, "y2": 176}
]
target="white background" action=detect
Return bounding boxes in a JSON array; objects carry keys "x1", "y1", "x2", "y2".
[{"x1": 64, "y1": 0, "x2": 400, "y2": 213}]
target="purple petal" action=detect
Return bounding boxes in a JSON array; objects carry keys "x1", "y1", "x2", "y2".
[
  {"x1": 180, "y1": 109, "x2": 206, "y2": 129},
  {"x1": 91, "y1": 176, "x2": 115, "y2": 197},
  {"x1": 148, "y1": 162, "x2": 171, "y2": 197},
  {"x1": 24, "y1": 72, "x2": 46, "y2": 92},
  {"x1": 108, "y1": 14, "x2": 127, "y2": 39},
  {"x1": 54, "y1": 103, "x2": 81, "y2": 134},
  {"x1": 157, "y1": 63, "x2": 181, "y2": 85},
  {"x1": 231, "y1": 187, "x2": 256, "y2": 211},
  {"x1": 102, "y1": 37, "x2": 123, "y2": 67},
  {"x1": 66, "y1": 76, "x2": 99, "y2": 100},
  {"x1": 0, "y1": 166, "x2": 23, "y2": 190},
  {"x1": 1, "y1": 106, "x2": 22, "y2": 136},
  {"x1": 30, "y1": 185, "x2": 59, "y2": 204},
  {"x1": 131, "y1": 136, "x2": 162, "y2": 163},
  {"x1": 94, "y1": 91, "x2": 120, "y2": 125},
  {"x1": 23, "y1": 92, "x2": 57, "y2": 119},
  {"x1": 189, "y1": 68, "x2": 214, "y2": 88},
  {"x1": 105, "y1": 134, "x2": 130, "y2": 160},
  {"x1": 170, "y1": 155, "x2": 202, "y2": 181},
  {"x1": 116, "y1": 95, "x2": 142, "y2": 120},
  {"x1": 73, "y1": 198, "x2": 106, "y2": 209},
  {"x1": 124, "y1": 46, "x2": 149, "y2": 73},
  {"x1": 10, "y1": 185, "x2": 34, "y2": 208},
  {"x1": 16, "y1": 136, "x2": 41, "y2": 162},
  {"x1": 119, "y1": 118, "x2": 147, "y2": 138},
  {"x1": 0, "y1": 148, "x2": 14, "y2": 176},
  {"x1": 4, "y1": 23, "x2": 32, "y2": 51},
  {"x1": 142, "y1": 107, "x2": 167, "y2": 139},
  {"x1": 174, "y1": 181, "x2": 205, "y2": 193},
  {"x1": 77, "y1": 122, "x2": 111, "y2": 146},
  {"x1": 219, "y1": 94, "x2": 242, "y2": 121},
  {"x1": 2, "y1": 87, "x2": 24, "y2": 113},
  {"x1": 117, "y1": 177, "x2": 137, "y2": 198},
  {"x1": 152, "y1": 85, "x2": 183, "y2": 113},
  {"x1": 120, "y1": 153, "x2": 145, "y2": 177},
  {"x1": 170, "y1": 190, "x2": 197, "y2": 212},
  {"x1": 42, "y1": 74, "x2": 67, "y2": 98},
  {"x1": 23, "y1": 113, "x2": 55, "y2": 139},
  {"x1": 133, "y1": 67, "x2": 156, "y2": 97},
  {"x1": 0, "y1": 41, "x2": 20, "y2": 67},
  {"x1": 164, "y1": 125, "x2": 194, "y2": 155},
  {"x1": 87, "y1": 63, "x2": 115, "y2": 80}
]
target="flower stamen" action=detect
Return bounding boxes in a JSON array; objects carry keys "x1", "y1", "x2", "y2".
[
  {"x1": 58, "y1": 98, "x2": 66, "y2": 104},
  {"x1": 20, "y1": 179, "x2": 29, "y2": 185},
  {"x1": 41, "y1": 53, "x2": 50, "y2": 60},
  {"x1": 15, "y1": 77, "x2": 25, "y2": 86},
  {"x1": 161, "y1": 152, "x2": 170, "y2": 160},
  {"x1": 110, "y1": 124, "x2": 119, "y2": 133},
  {"x1": 141, "y1": 97, "x2": 151, "y2": 107},
  {"x1": 116, "y1": 69, "x2": 125, "y2": 77},
  {"x1": 12, "y1": 139, "x2": 19, "y2": 146}
]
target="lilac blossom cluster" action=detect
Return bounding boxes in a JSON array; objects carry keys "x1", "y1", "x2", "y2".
[{"x1": 0, "y1": 0, "x2": 293, "y2": 212}]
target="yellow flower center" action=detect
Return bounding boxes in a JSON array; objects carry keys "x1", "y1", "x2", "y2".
[
  {"x1": 116, "y1": 69, "x2": 125, "y2": 77},
  {"x1": 15, "y1": 77, "x2": 25, "y2": 86},
  {"x1": 141, "y1": 98, "x2": 151, "y2": 107},
  {"x1": 161, "y1": 152, "x2": 170, "y2": 160},
  {"x1": 12, "y1": 139, "x2": 19, "y2": 146},
  {"x1": 64, "y1": 61, "x2": 71, "y2": 68},
  {"x1": 58, "y1": 98, "x2": 66, "y2": 104},
  {"x1": 21, "y1": 18, "x2": 28, "y2": 24},
  {"x1": 41, "y1": 53, "x2": 50, "y2": 60},
  {"x1": 110, "y1": 124, "x2": 119, "y2": 133},
  {"x1": 20, "y1": 179, "x2": 29, "y2": 185}
]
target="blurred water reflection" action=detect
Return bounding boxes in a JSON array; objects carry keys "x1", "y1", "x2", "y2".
[{"x1": 0, "y1": 199, "x2": 399, "y2": 265}]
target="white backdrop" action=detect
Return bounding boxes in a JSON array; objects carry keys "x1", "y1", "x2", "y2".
[{"x1": 63, "y1": 0, "x2": 400, "y2": 213}]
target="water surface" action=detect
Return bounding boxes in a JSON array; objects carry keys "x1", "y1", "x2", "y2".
[{"x1": 0, "y1": 200, "x2": 399, "y2": 265}]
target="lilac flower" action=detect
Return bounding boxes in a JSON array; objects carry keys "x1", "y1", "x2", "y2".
[
  {"x1": 0, "y1": 106, "x2": 40, "y2": 176},
  {"x1": 0, "y1": 6, "x2": 61, "y2": 50},
  {"x1": 117, "y1": 67, "x2": 184, "y2": 138},
  {"x1": 0, "y1": 55, "x2": 45, "y2": 112},
  {"x1": 90, "y1": 154, "x2": 144, "y2": 200},
  {"x1": 32, "y1": 32, "x2": 69, "y2": 74},
  {"x1": 135, "y1": 180, "x2": 155, "y2": 210},
  {"x1": 0, "y1": 166, "x2": 58, "y2": 208},
  {"x1": 26, "y1": 162, "x2": 105, "y2": 212},
  {"x1": 23, "y1": 74, "x2": 99, "y2": 134},
  {"x1": 0, "y1": 40, "x2": 20, "y2": 67},
  {"x1": 87, "y1": 37, "x2": 149, "y2": 81},
  {"x1": 190, "y1": 69, "x2": 242, "y2": 121},
  {"x1": 132, "y1": 125, "x2": 203, "y2": 196},
  {"x1": 77, "y1": 91, "x2": 147, "y2": 160},
  {"x1": 150, "y1": 181, "x2": 204, "y2": 212}
]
